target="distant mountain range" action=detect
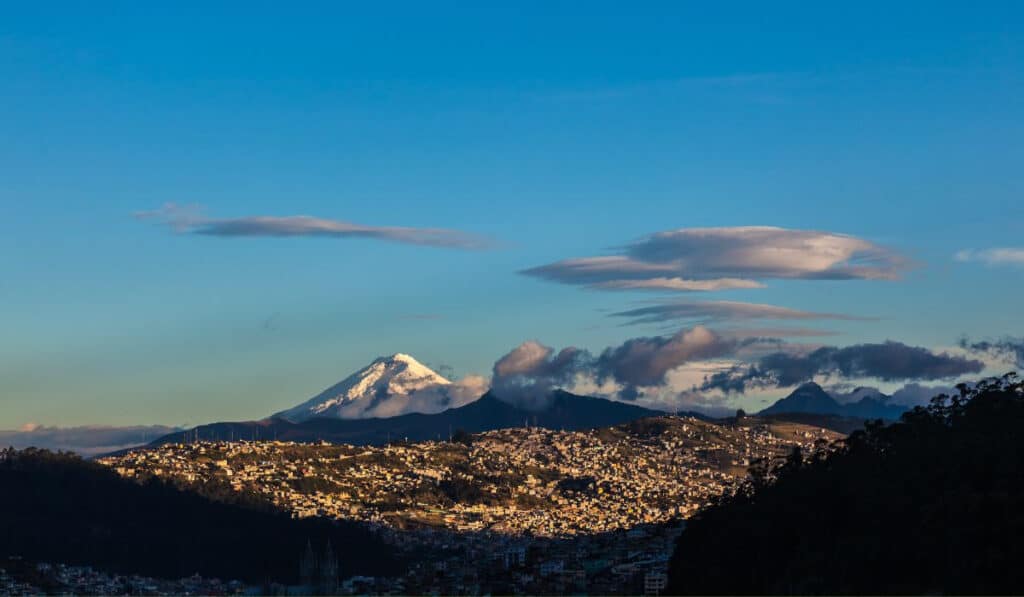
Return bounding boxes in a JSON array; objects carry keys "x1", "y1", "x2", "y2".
[
  {"x1": 146, "y1": 390, "x2": 678, "y2": 449},
  {"x1": 124, "y1": 356, "x2": 902, "y2": 454},
  {"x1": 759, "y1": 382, "x2": 908, "y2": 420},
  {"x1": 131, "y1": 353, "x2": 698, "y2": 449}
]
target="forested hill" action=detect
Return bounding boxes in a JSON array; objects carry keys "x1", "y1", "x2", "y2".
[
  {"x1": 0, "y1": 448, "x2": 399, "y2": 584},
  {"x1": 667, "y1": 373, "x2": 1024, "y2": 595}
]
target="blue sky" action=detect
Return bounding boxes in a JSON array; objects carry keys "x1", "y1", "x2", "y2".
[{"x1": 2, "y1": 2, "x2": 1023, "y2": 426}]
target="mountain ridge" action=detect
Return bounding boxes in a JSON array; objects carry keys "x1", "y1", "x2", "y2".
[
  {"x1": 140, "y1": 390, "x2": 681, "y2": 450},
  {"x1": 759, "y1": 381, "x2": 908, "y2": 420}
]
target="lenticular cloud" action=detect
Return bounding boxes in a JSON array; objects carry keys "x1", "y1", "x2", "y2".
[
  {"x1": 136, "y1": 202, "x2": 491, "y2": 250},
  {"x1": 522, "y1": 226, "x2": 907, "y2": 292}
]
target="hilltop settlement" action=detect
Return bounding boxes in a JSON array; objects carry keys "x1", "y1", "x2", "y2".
[{"x1": 99, "y1": 415, "x2": 840, "y2": 594}]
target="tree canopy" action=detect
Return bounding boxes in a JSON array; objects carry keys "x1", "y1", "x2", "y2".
[{"x1": 667, "y1": 373, "x2": 1024, "y2": 595}]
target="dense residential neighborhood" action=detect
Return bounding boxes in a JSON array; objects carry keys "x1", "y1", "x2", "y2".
[
  {"x1": 98, "y1": 415, "x2": 840, "y2": 594},
  {"x1": 101, "y1": 416, "x2": 838, "y2": 536},
  {"x1": 0, "y1": 561, "x2": 243, "y2": 596}
]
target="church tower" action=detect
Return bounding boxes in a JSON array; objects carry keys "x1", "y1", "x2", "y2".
[
  {"x1": 299, "y1": 539, "x2": 318, "y2": 587},
  {"x1": 320, "y1": 540, "x2": 339, "y2": 594}
]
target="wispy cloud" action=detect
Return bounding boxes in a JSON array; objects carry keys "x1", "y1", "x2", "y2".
[
  {"x1": 610, "y1": 299, "x2": 871, "y2": 326},
  {"x1": 522, "y1": 226, "x2": 908, "y2": 292},
  {"x1": 955, "y1": 248, "x2": 1024, "y2": 266},
  {"x1": 136, "y1": 203, "x2": 492, "y2": 250}
]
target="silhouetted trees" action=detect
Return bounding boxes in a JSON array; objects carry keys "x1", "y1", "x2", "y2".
[
  {"x1": 439, "y1": 476, "x2": 485, "y2": 503},
  {"x1": 0, "y1": 449, "x2": 399, "y2": 584},
  {"x1": 666, "y1": 373, "x2": 1024, "y2": 595},
  {"x1": 451, "y1": 428, "x2": 473, "y2": 446}
]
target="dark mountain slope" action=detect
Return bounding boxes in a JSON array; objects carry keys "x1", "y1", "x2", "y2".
[
  {"x1": 145, "y1": 390, "x2": 670, "y2": 449},
  {"x1": 668, "y1": 374, "x2": 1024, "y2": 595},
  {"x1": 759, "y1": 382, "x2": 907, "y2": 420},
  {"x1": 840, "y1": 394, "x2": 907, "y2": 420},
  {"x1": 759, "y1": 382, "x2": 843, "y2": 415}
]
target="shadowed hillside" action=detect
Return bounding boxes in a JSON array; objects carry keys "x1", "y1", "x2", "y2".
[
  {"x1": 0, "y1": 448, "x2": 399, "y2": 584},
  {"x1": 667, "y1": 373, "x2": 1024, "y2": 595}
]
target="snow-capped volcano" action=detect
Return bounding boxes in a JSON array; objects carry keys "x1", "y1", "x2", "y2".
[{"x1": 275, "y1": 354, "x2": 481, "y2": 421}]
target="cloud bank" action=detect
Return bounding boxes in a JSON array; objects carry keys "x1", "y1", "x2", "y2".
[
  {"x1": 0, "y1": 425, "x2": 180, "y2": 457},
  {"x1": 889, "y1": 382, "x2": 960, "y2": 407},
  {"x1": 489, "y1": 329, "x2": 984, "y2": 411},
  {"x1": 593, "y1": 326, "x2": 737, "y2": 393},
  {"x1": 699, "y1": 341, "x2": 984, "y2": 394},
  {"x1": 960, "y1": 337, "x2": 1024, "y2": 369},
  {"x1": 136, "y1": 203, "x2": 490, "y2": 250},
  {"x1": 491, "y1": 342, "x2": 592, "y2": 409},
  {"x1": 523, "y1": 226, "x2": 907, "y2": 292}
]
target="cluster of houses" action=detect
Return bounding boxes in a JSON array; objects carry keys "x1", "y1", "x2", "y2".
[
  {"x1": 375, "y1": 521, "x2": 685, "y2": 595},
  {"x1": 0, "y1": 561, "x2": 244, "y2": 596},
  {"x1": 0, "y1": 563, "x2": 38, "y2": 596},
  {"x1": 98, "y1": 415, "x2": 839, "y2": 594},
  {"x1": 102, "y1": 416, "x2": 836, "y2": 538}
]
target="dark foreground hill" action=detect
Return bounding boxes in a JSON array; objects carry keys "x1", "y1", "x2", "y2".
[
  {"x1": 0, "y1": 448, "x2": 399, "y2": 584},
  {"x1": 668, "y1": 373, "x2": 1024, "y2": 595},
  {"x1": 146, "y1": 390, "x2": 674, "y2": 449}
]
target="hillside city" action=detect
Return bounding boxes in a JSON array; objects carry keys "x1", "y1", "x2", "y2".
[
  {"x1": 99, "y1": 415, "x2": 841, "y2": 594},
  {"x1": 1, "y1": 560, "x2": 241, "y2": 596}
]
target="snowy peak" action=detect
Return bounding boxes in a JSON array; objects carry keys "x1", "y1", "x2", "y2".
[
  {"x1": 275, "y1": 354, "x2": 466, "y2": 422},
  {"x1": 350, "y1": 353, "x2": 451, "y2": 399}
]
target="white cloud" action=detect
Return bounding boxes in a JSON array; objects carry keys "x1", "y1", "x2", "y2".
[{"x1": 523, "y1": 226, "x2": 907, "y2": 292}]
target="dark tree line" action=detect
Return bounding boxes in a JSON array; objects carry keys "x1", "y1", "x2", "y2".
[
  {"x1": 0, "y1": 449, "x2": 400, "y2": 584},
  {"x1": 667, "y1": 373, "x2": 1024, "y2": 595}
]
